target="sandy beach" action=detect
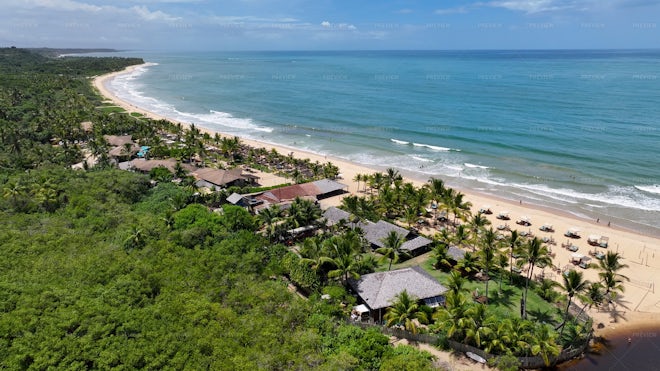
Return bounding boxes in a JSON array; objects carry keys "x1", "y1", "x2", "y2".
[{"x1": 94, "y1": 64, "x2": 660, "y2": 340}]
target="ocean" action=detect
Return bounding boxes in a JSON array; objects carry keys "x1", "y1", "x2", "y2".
[{"x1": 99, "y1": 50, "x2": 660, "y2": 236}]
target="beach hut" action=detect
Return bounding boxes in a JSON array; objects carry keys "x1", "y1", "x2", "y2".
[
  {"x1": 570, "y1": 253, "x2": 584, "y2": 264},
  {"x1": 587, "y1": 235, "x2": 601, "y2": 246},
  {"x1": 516, "y1": 216, "x2": 531, "y2": 226},
  {"x1": 599, "y1": 236, "x2": 609, "y2": 248},
  {"x1": 478, "y1": 205, "x2": 492, "y2": 214},
  {"x1": 564, "y1": 227, "x2": 581, "y2": 238},
  {"x1": 497, "y1": 211, "x2": 510, "y2": 220},
  {"x1": 540, "y1": 223, "x2": 554, "y2": 232}
]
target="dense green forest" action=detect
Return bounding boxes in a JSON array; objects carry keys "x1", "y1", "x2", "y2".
[{"x1": 0, "y1": 49, "x2": 436, "y2": 369}]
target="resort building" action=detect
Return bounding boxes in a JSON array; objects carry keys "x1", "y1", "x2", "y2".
[{"x1": 349, "y1": 266, "x2": 448, "y2": 322}]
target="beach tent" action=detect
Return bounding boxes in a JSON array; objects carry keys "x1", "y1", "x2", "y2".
[{"x1": 587, "y1": 235, "x2": 601, "y2": 245}]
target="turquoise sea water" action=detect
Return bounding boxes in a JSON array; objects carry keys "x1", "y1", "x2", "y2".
[{"x1": 102, "y1": 50, "x2": 660, "y2": 235}]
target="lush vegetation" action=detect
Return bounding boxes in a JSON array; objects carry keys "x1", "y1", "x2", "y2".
[
  {"x1": 336, "y1": 171, "x2": 627, "y2": 367},
  {"x1": 0, "y1": 48, "x2": 434, "y2": 370}
]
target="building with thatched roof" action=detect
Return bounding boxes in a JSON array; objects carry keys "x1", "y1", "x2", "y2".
[
  {"x1": 361, "y1": 220, "x2": 433, "y2": 256},
  {"x1": 191, "y1": 168, "x2": 259, "y2": 190},
  {"x1": 349, "y1": 266, "x2": 447, "y2": 321},
  {"x1": 103, "y1": 135, "x2": 134, "y2": 147},
  {"x1": 120, "y1": 159, "x2": 196, "y2": 174}
]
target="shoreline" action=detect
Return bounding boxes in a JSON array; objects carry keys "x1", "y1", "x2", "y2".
[{"x1": 93, "y1": 63, "x2": 660, "y2": 337}]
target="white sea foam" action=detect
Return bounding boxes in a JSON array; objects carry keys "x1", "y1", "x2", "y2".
[
  {"x1": 108, "y1": 67, "x2": 273, "y2": 134},
  {"x1": 510, "y1": 183, "x2": 660, "y2": 212},
  {"x1": 635, "y1": 185, "x2": 660, "y2": 195},
  {"x1": 464, "y1": 163, "x2": 490, "y2": 169},
  {"x1": 390, "y1": 138, "x2": 410, "y2": 145},
  {"x1": 412, "y1": 142, "x2": 451, "y2": 151},
  {"x1": 409, "y1": 155, "x2": 434, "y2": 163}
]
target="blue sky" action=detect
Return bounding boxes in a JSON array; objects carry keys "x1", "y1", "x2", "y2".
[{"x1": 1, "y1": 0, "x2": 658, "y2": 50}]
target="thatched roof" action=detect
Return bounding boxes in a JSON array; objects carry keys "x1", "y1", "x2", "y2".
[
  {"x1": 349, "y1": 266, "x2": 447, "y2": 310},
  {"x1": 323, "y1": 206, "x2": 351, "y2": 225},
  {"x1": 363, "y1": 220, "x2": 409, "y2": 249},
  {"x1": 103, "y1": 135, "x2": 134, "y2": 147},
  {"x1": 108, "y1": 143, "x2": 140, "y2": 157},
  {"x1": 127, "y1": 159, "x2": 195, "y2": 173},
  {"x1": 192, "y1": 168, "x2": 246, "y2": 187},
  {"x1": 447, "y1": 246, "x2": 466, "y2": 261},
  {"x1": 401, "y1": 236, "x2": 433, "y2": 253}
]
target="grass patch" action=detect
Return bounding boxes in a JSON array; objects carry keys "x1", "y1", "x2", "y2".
[
  {"x1": 130, "y1": 112, "x2": 144, "y2": 117},
  {"x1": 415, "y1": 258, "x2": 563, "y2": 324},
  {"x1": 97, "y1": 105, "x2": 126, "y2": 114}
]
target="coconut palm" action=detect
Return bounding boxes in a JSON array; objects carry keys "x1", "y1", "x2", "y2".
[
  {"x1": 497, "y1": 252, "x2": 509, "y2": 292},
  {"x1": 384, "y1": 290, "x2": 428, "y2": 334},
  {"x1": 446, "y1": 270, "x2": 468, "y2": 297},
  {"x1": 507, "y1": 230, "x2": 521, "y2": 283},
  {"x1": 385, "y1": 167, "x2": 402, "y2": 186},
  {"x1": 353, "y1": 173, "x2": 363, "y2": 193},
  {"x1": 432, "y1": 291, "x2": 470, "y2": 340},
  {"x1": 452, "y1": 224, "x2": 471, "y2": 249},
  {"x1": 530, "y1": 324, "x2": 561, "y2": 367},
  {"x1": 432, "y1": 244, "x2": 453, "y2": 271},
  {"x1": 598, "y1": 251, "x2": 629, "y2": 297},
  {"x1": 519, "y1": 237, "x2": 553, "y2": 319},
  {"x1": 478, "y1": 227, "x2": 499, "y2": 302},
  {"x1": 258, "y1": 205, "x2": 282, "y2": 240},
  {"x1": 575, "y1": 282, "x2": 605, "y2": 321},
  {"x1": 464, "y1": 304, "x2": 491, "y2": 347},
  {"x1": 456, "y1": 251, "x2": 480, "y2": 277},
  {"x1": 558, "y1": 270, "x2": 589, "y2": 335},
  {"x1": 375, "y1": 230, "x2": 408, "y2": 270},
  {"x1": 483, "y1": 317, "x2": 514, "y2": 354}
]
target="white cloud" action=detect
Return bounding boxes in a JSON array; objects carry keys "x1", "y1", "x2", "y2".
[
  {"x1": 434, "y1": 6, "x2": 469, "y2": 15},
  {"x1": 487, "y1": 0, "x2": 581, "y2": 13},
  {"x1": 396, "y1": 8, "x2": 414, "y2": 14},
  {"x1": 319, "y1": 21, "x2": 356, "y2": 30},
  {"x1": 131, "y1": 5, "x2": 181, "y2": 21}
]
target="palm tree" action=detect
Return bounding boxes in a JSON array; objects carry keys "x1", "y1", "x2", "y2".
[
  {"x1": 375, "y1": 231, "x2": 408, "y2": 270},
  {"x1": 483, "y1": 317, "x2": 513, "y2": 354},
  {"x1": 384, "y1": 290, "x2": 428, "y2": 334},
  {"x1": 258, "y1": 205, "x2": 282, "y2": 240},
  {"x1": 558, "y1": 270, "x2": 589, "y2": 335},
  {"x1": 520, "y1": 237, "x2": 553, "y2": 319},
  {"x1": 432, "y1": 244, "x2": 453, "y2": 271},
  {"x1": 432, "y1": 291, "x2": 470, "y2": 341},
  {"x1": 446, "y1": 270, "x2": 468, "y2": 297},
  {"x1": 508, "y1": 230, "x2": 521, "y2": 283},
  {"x1": 452, "y1": 224, "x2": 470, "y2": 249},
  {"x1": 385, "y1": 167, "x2": 402, "y2": 186},
  {"x1": 353, "y1": 173, "x2": 362, "y2": 193},
  {"x1": 478, "y1": 227, "x2": 498, "y2": 302},
  {"x1": 496, "y1": 252, "x2": 509, "y2": 292},
  {"x1": 530, "y1": 324, "x2": 561, "y2": 367},
  {"x1": 598, "y1": 251, "x2": 629, "y2": 297},
  {"x1": 575, "y1": 282, "x2": 605, "y2": 321},
  {"x1": 464, "y1": 304, "x2": 492, "y2": 347},
  {"x1": 456, "y1": 251, "x2": 480, "y2": 277}
]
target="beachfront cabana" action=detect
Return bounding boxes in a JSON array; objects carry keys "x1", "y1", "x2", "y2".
[
  {"x1": 516, "y1": 216, "x2": 531, "y2": 226},
  {"x1": 565, "y1": 227, "x2": 581, "y2": 238},
  {"x1": 349, "y1": 266, "x2": 448, "y2": 322},
  {"x1": 497, "y1": 211, "x2": 510, "y2": 220},
  {"x1": 540, "y1": 223, "x2": 554, "y2": 232}
]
